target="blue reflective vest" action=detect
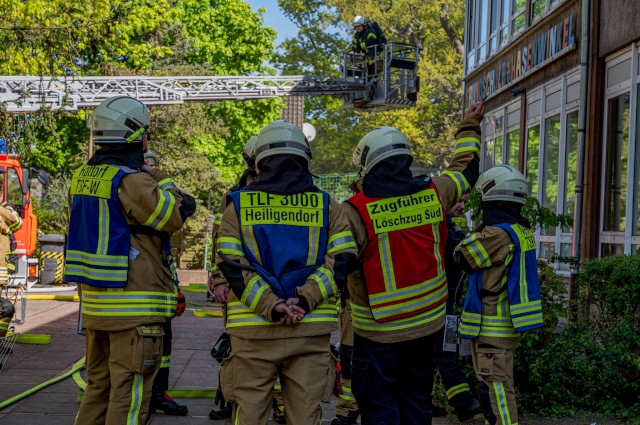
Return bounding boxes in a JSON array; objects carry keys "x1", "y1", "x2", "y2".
[
  {"x1": 64, "y1": 164, "x2": 137, "y2": 288},
  {"x1": 227, "y1": 190, "x2": 330, "y2": 299},
  {"x1": 459, "y1": 223, "x2": 544, "y2": 339}
]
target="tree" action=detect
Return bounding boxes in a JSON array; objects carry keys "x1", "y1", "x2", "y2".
[{"x1": 276, "y1": 0, "x2": 466, "y2": 173}]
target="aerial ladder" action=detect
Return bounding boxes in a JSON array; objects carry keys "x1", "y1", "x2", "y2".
[{"x1": 0, "y1": 43, "x2": 420, "y2": 112}]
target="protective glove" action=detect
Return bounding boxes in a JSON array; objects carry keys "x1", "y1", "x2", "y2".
[
  {"x1": 175, "y1": 289, "x2": 186, "y2": 316},
  {"x1": 333, "y1": 359, "x2": 343, "y2": 396}
]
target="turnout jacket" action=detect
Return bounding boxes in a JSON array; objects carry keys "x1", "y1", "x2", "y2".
[
  {"x1": 215, "y1": 195, "x2": 357, "y2": 340},
  {"x1": 456, "y1": 224, "x2": 543, "y2": 348},
  {"x1": 69, "y1": 167, "x2": 185, "y2": 331},
  {"x1": 0, "y1": 204, "x2": 21, "y2": 284},
  {"x1": 343, "y1": 119, "x2": 482, "y2": 343}
]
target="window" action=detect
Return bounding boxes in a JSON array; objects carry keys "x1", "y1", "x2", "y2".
[
  {"x1": 7, "y1": 167, "x2": 22, "y2": 206},
  {"x1": 478, "y1": 0, "x2": 489, "y2": 61},
  {"x1": 542, "y1": 115, "x2": 561, "y2": 237},
  {"x1": 524, "y1": 68, "x2": 580, "y2": 268},
  {"x1": 511, "y1": 0, "x2": 526, "y2": 35},
  {"x1": 603, "y1": 93, "x2": 630, "y2": 232},
  {"x1": 564, "y1": 111, "x2": 579, "y2": 231},
  {"x1": 506, "y1": 129, "x2": 520, "y2": 168},
  {"x1": 526, "y1": 126, "x2": 540, "y2": 197},
  {"x1": 600, "y1": 44, "x2": 640, "y2": 256},
  {"x1": 481, "y1": 103, "x2": 519, "y2": 170},
  {"x1": 532, "y1": 0, "x2": 567, "y2": 23}
]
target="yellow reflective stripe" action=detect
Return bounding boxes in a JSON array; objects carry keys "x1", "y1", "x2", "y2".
[
  {"x1": 370, "y1": 282, "x2": 447, "y2": 320},
  {"x1": 8, "y1": 216, "x2": 21, "y2": 231},
  {"x1": 309, "y1": 267, "x2": 337, "y2": 300},
  {"x1": 96, "y1": 199, "x2": 109, "y2": 255},
  {"x1": 369, "y1": 271, "x2": 445, "y2": 305},
  {"x1": 213, "y1": 215, "x2": 222, "y2": 226},
  {"x1": 226, "y1": 301, "x2": 337, "y2": 327},
  {"x1": 467, "y1": 240, "x2": 491, "y2": 268},
  {"x1": 519, "y1": 251, "x2": 527, "y2": 304},
  {"x1": 0, "y1": 322, "x2": 9, "y2": 331},
  {"x1": 340, "y1": 386, "x2": 356, "y2": 401},
  {"x1": 306, "y1": 226, "x2": 320, "y2": 266},
  {"x1": 160, "y1": 355, "x2": 171, "y2": 368},
  {"x1": 446, "y1": 383, "x2": 470, "y2": 399},
  {"x1": 143, "y1": 189, "x2": 176, "y2": 230},
  {"x1": 442, "y1": 170, "x2": 470, "y2": 199},
  {"x1": 433, "y1": 222, "x2": 443, "y2": 274},
  {"x1": 493, "y1": 381, "x2": 515, "y2": 425},
  {"x1": 350, "y1": 301, "x2": 445, "y2": 332},
  {"x1": 128, "y1": 373, "x2": 144, "y2": 425},
  {"x1": 454, "y1": 137, "x2": 481, "y2": 156},
  {"x1": 327, "y1": 231, "x2": 356, "y2": 254},
  {"x1": 378, "y1": 233, "x2": 395, "y2": 292},
  {"x1": 158, "y1": 178, "x2": 177, "y2": 191},
  {"x1": 241, "y1": 225, "x2": 262, "y2": 265},
  {"x1": 510, "y1": 300, "x2": 542, "y2": 315},
  {"x1": 241, "y1": 275, "x2": 269, "y2": 310},
  {"x1": 64, "y1": 265, "x2": 127, "y2": 280},
  {"x1": 217, "y1": 237, "x2": 244, "y2": 257},
  {"x1": 66, "y1": 251, "x2": 128, "y2": 267}
]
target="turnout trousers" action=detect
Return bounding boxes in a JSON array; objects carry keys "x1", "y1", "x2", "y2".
[
  {"x1": 75, "y1": 326, "x2": 163, "y2": 425},
  {"x1": 222, "y1": 334, "x2": 334, "y2": 425},
  {"x1": 352, "y1": 332, "x2": 436, "y2": 425},
  {"x1": 152, "y1": 320, "x2": 172, "y2": 398},
  {"x1": 335, "y1": 305, "x2": 358, "y2": 417},
  {"x1": 471, "y1": 340, "x2": 518, "y2": 425}
]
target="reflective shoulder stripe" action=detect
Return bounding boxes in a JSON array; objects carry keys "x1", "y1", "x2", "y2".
[
  {"x1": 454, "y1": 137, "x2": 481, "y2": 156},
  {"x1": 446, "y1": 383, "x2": 470, "y2": 399},
  {"x1": 327, "y1": 231, "x2": 356, "y2": 254},
  {"x1": 217, "y1": 236, "x2": 244, "y2": 257},
  {"x1": 160, "y1": 355, "x2": 171, "y2": 368},
  {"x1": 467, "y1": 239, "x2": 491, "y2": 268},
  {"x1": 441, "y1": 170, "x2": 470, "y2": 199},
  {"x1": 241, "y1": 275, "x2": 269, "y2": 310},
  {"x1": 367, "y1": 32, "x2": 377, "y2": 39},
  {"x1": 158, "y1": 178, "x2": 177, "y2": 191},
  {"x1": 143, "y1": 189, "x2": 177, "y2": 230},
  {"x1": 309, "y1": 267, "x2": 337, "y2": 300}
]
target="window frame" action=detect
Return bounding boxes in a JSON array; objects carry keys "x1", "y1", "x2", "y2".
[
  {"x1": 599, "y1": 44, "x2": 640, "y2": 255},
  {"x1": 481, "y1": 98, "x2": 521, "y2": 170},
  {"x1": 524, "y1": 68, "x2": 580, "y2": 269}
]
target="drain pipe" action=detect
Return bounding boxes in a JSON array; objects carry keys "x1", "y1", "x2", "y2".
[{"x1": 571, "y1": 0, "x2": 592, "y2": 298}]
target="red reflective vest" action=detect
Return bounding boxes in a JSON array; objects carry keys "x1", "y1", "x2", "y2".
[{"x1": 347, "y1": 182, "x2": 448, "y2": 323}]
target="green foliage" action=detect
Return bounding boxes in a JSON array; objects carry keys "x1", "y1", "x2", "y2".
[
  {"x1": 32, "y1": 174, "x2": 72, "y2": 235},
  {"x1": 515, "y1": 257, "x2": 640, "y2": 422},
  {"x1": 467, "y1": 188, "x2": 573, "y2": 232}
]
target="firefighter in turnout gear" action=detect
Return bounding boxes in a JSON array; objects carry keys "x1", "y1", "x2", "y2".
[
  {"x1": 65, "y1": 96, "x2": 188, "y2": 425},
  {"x1": 143, "y1": 150, "x2": 195, "y2": 417},
  {"x1": 351, "y1": 16, "x2": 387, "y2": 59},
  {"x1": 208, "y1": 134, "x2": 287, "y2": 423},
  {"x1": 215, "y1": 120, "x2": 357, "y2": 425},
  {"x1": 0, "y1": 201, "x2": 21, "y2": 337},
  {"x1": 431, "y1": 192, "x2": 483, "y2": 421},
  {"x1": 342, "y1": 100, "x2": 484, "y2": 424},
  {"x1": 454, "y1": 165, "x2": 545, "y2": 425}
]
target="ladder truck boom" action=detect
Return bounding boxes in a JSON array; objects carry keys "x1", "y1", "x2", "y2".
[{"x1": 0, "y1": 75, "x2": 365, "y2": 112}]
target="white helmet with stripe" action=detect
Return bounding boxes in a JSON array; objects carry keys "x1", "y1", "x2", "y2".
[
  {"x1": 353, "y1": 126, "x2": 412, "y2": 174},
  {"x1": 475, "y1": 165, "x2": 528, "y2": 205},
  {"x1": 90, "y1": 96, "x2": 150, "y2": 144}
]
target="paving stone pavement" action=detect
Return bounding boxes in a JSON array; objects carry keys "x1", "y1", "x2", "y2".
[{"x1": 0, "y1": 287, "x2": 462, "y2": 425}]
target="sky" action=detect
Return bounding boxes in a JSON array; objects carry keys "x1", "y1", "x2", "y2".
[{"x1": 246, "y1": 0, "x2": 298, "y2": 47}]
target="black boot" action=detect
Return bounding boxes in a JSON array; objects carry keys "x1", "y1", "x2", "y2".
[
  {"x1": 453, "y1": 394, "x2": 483, "y2": 422},
  {"x1": 149, "y1": 393, "x2": 188, "y2": 416},
  {"x1": 331, "y1": 410, "x2": 359, "y2": 425},
  {"x1": 477, "y1": 382, "x2": 497, "y2": 424},
  {"x1": 208, "y1": 403, "x2": 232, "y2": 420}
]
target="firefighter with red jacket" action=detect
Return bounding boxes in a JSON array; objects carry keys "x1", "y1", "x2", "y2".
[
  {"x1": 342, "y1": 101, "x2": 484, "y2": 424},
  {"x1": 65, "y1": 96, "x2": 189, "y2": 425}
]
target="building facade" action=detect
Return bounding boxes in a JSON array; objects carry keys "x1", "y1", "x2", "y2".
[{"x1": 463, "y1": 0, "x2": 640, "y2": 266}]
